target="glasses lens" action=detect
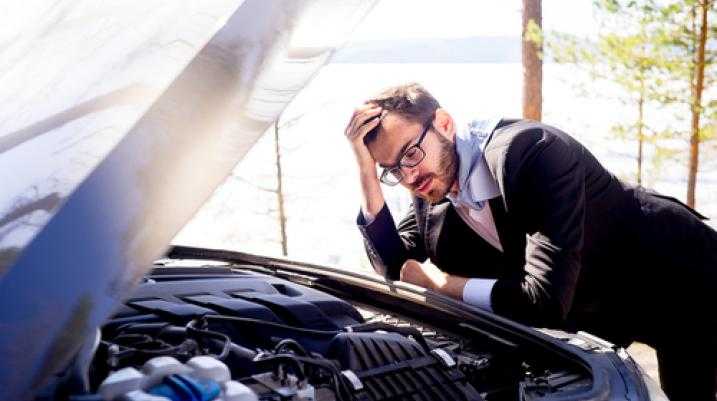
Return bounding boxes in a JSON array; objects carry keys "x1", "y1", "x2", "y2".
[
  {"x1": 401, "y1": 146, "x2": 425, "y2": 167},
  {"x1": 380, "y1": 168, "x2": 402, "y2": 186}
]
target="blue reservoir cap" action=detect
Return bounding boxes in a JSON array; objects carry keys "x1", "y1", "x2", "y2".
[{"x1": 148, "y1": 374, "x2": 221, "y2": 401}]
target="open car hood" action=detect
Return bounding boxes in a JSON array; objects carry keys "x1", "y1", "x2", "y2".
[{"x1": 0, "y1": 1, "x2": 376, "y2": 398}]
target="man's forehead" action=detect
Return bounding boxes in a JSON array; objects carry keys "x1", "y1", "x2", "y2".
[
  {"x1": 370, "y1": 114, "x2": 419, "y2": 165},
  {"x1": 380, "y1": 113, "x2": 413, "y2": 131}
]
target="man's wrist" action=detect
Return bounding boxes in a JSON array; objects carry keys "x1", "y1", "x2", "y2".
[
  {"x1": 436, "y1": 275, "x2": 469, "y2": 300},
  {"x1": 358, "y1": 163, "x2": 378, "y2": 179},
  {"x1": 358, "y1": 165, "x2": 384, "y2": 217},
  {"x1": 360, "y1": 208, "x2": 376, "y2": 225}
]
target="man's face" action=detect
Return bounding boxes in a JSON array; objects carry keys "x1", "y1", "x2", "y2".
[{"x1": 367, "y1": 111, "x2": 458, "y2": 203}]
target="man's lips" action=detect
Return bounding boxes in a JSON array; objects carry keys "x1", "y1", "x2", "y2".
[{"x1": 415, "y1": 176, "x2": 433, "y2": 194}]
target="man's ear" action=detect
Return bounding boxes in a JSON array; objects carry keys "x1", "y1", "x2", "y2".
[{"x1": 434, "y1": 108, "x2": 455, "y2": 141}]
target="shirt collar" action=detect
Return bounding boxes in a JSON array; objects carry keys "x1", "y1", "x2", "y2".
[{"x1": 446, "y1": 117, "x2": 501, "y2": 210}]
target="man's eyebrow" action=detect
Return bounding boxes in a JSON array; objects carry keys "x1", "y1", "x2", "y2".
[{"x1": 378, "y1": 140, "x2": 412, "y2": 168}]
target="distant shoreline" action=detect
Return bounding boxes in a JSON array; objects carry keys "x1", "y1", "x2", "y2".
[{"x1": 331, "y1": 36, "x2": 522, "y2": 63}]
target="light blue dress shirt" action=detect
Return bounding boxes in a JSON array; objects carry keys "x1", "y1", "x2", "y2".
[{"x1": 446, "y1": 117, "x2": 503, "y2": 312}]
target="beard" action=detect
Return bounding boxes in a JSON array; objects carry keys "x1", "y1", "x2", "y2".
[{"x1": 417, "y1": 133, "x2": 458, "y2": 203}]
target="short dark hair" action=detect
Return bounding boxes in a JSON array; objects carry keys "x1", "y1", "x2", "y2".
[{"x1": 364, "y1": 83, "x2": 440, "y2": 144}]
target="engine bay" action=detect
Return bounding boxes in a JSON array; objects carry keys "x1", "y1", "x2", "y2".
[{"x1": 57, "y1": 267, "x2": 593, "y2": 401}]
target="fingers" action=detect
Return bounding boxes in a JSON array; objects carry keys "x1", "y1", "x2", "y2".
[
  {"x1": 399, "y1": 260, "x2": 448, "y2": 291},
  {"x1": 401, "y1": 259, "x2": 421, "y2": 269},
  {"x1": 346, "y1": 106, "x2": 381, "y2": 138},
  {"x1": 345, "y1": 105, "x2": 383, "y2": 141},
  {"x1": 347, "y1": 104, "x2": 376, "y2": 130},
  {"x1": 399, "y1": 259, "x2": 424, "y2": 284}
]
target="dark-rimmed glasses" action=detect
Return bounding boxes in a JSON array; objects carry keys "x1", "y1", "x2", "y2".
[{"x1": 379, "y1": 123, "x2": 431, "y2": 186}]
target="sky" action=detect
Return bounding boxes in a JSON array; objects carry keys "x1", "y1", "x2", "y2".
[{"x1": 348, "y1": 1, "x2": 598, "y2": 41}]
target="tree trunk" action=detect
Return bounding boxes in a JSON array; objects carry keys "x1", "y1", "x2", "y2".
[
  {"x1": 274, "y1": 121, "x2": 288, "y2": 256},
  {"x1": 687, "y1": 0, "x2": 710, "y2": 207},
  {"x1": 637, "y1": 93, "x2": 644, "y2": 186},
  {"x1": 522, "y1": 0, "x2": 542, "y2": 121}
]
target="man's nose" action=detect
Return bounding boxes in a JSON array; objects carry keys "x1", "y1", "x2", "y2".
[{"x1": 401, "y1": 165, "x2": 420, "y2": 185}]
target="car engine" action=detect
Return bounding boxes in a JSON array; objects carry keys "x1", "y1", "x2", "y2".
[{"x1": 54, "y1": 267, "x2": 592, "y2": 401}]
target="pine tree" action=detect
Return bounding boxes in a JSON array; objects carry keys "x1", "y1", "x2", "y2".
[{"x1": 523, "y1": 0, "x2": 543, "y2": 121}]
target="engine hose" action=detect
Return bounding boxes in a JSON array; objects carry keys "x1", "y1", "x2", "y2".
[{"x1": 346, "y1": 321, "x2": 431, "y2": 352}]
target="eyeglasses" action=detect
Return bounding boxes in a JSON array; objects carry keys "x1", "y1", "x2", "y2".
[{"x1": 379, "y1": 123, "x2": 431, "y2": 186}]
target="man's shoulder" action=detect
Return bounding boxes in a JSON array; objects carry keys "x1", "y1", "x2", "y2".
[
  {"x1": 489, "y1": 119, "x2": 551, "y2": 145},
  {"x1": 483, "y1": 119, "x2": 586, "y2": 185},
  {"x1": 486, "y1": 119, "x2": 580, "y2": 156},
  {"x1": 483, "y1": 119, "x2": 545, "y2": 163}
]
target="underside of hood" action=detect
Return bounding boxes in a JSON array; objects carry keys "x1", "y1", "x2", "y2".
[{"x1": 0, "y1": 1, "x2": 376, "y2": 399}]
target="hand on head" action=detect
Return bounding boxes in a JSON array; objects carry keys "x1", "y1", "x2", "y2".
[{"x1": 344, "y1": 103, "x2": 385, "y2": 170}]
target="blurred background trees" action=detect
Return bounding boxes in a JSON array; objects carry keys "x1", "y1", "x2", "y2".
[
  {"x1": 523, "y1": 0, "x2": 543, "y2": 121},
  {"x1": 546, "y1": 0, "x2": 715, "y2": 206}
]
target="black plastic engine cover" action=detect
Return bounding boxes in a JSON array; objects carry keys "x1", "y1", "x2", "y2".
[
  {"x1": 328, "y1": 332, "x2": 484, "y2": 401},
  {"x1": 110, "y1": 272, "x2": 363, "y2": 330},
  {"x1": 109, "y1": 271, "x2": 483, "y2": 400}
]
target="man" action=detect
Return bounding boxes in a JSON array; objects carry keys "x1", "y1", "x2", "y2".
[{"x1": 345, "y1": 83, "x2": 717, "y2": 401}]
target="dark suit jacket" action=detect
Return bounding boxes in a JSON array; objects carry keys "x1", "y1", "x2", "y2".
[{"x1": 358, "y1": 119, "x2": 717, "y2": 344}]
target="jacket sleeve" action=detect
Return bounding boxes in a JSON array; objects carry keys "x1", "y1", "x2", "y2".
[
  {"x1": 490, "y1": 125, "x2": 585, "y2": 327},
  {"x1": 357, "y1": 203, "x2": 428, "y2": 280}
]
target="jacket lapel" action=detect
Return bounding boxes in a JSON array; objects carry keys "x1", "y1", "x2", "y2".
[
  {"x1": 489, "y1": 197, "x2": 526, "y2": 270},
  {"x1": 423, "y1": 200, "x2": 450, "y2": 259}
]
